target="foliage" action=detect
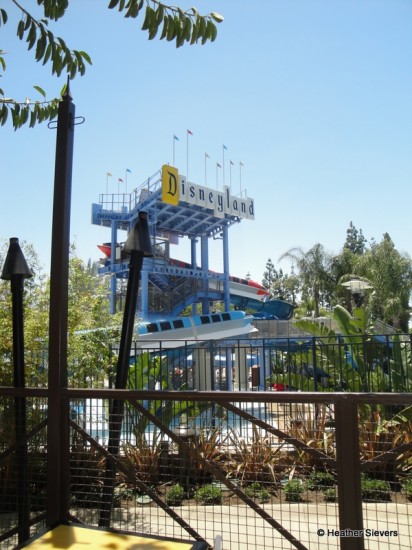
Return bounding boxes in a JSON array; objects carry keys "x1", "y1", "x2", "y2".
[
  {"x1": 189, "y1": 417, "x2": 231, "y2": 482},
  {"x1": 344, "y1": 221, "x2": 367, "y2": 255},
  {"x1": 288, "y1": 404, "x2": 335, "y2": 461},
  {"x1": 70, "y1": 444, "x2": 105, "y2": 508},
  {"x1": 305, "y1": 470, "x2": 335, "y2": 491},
  {"x1": 282, "y1": 479, "x2": 304, "y2": 502},
  {"x1": 121, "y1": 440, "x2": 163, "y2": 487},
  {"x1": 404, "y1": 478, "x2": 412, "y2": 501},
  {"x1": 358, "y1": 406, "x2": 412, "y2": 476},
  {"x1": 279, "y1": 243, "x2": 334, "y2": 318},
  {"x1": 244, "y1": 482, "x2": 270, "y2": 502},
  {"x1": 292, "y1": 305, "x2": 412, "y2": 393},
  {"x1": 361, "y1": 476, "x2": 391, "y2": 502},
  {"x1": 126, "y1": 352, "x2": 208, "y2": 443},
  {"x1": 275, "y1": 224, "x2": 411, "y2": 328},
  {"x1": 165, "y1": 483, "x2": 184, "y2": 506},
  {"x1": 1, "y1": 1, "x2": 223, "y2": 128},
  {"x1": 0, "y1": 240, "x2": 119, "y2": 387},
  {"x1": 323, "y1": 487, "x2": 337, "y2": 502},
  {"x1": 227, "y1": 425, "x2": 281, "y2": 483},
  {"x1": 194, "y1": 483, "x2": 222, "y2": 505},
  {"x1": 355, "y1": 233, "x2": 412, "y2": 331}
]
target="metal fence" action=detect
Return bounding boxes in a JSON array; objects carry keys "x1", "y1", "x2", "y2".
[
  {"x1": 121, "y1": 333, "x2": 412, "y2": 394},
  {"x1": 1, "y1": 387, "x2": 412, "y2": 550}
]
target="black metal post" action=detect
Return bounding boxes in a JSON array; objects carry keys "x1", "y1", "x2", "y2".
[
  {"x1": 46, "y1": 82, "x2": 75, "y2": 527},
  {"x1": 335, "y1": 397, "x2": 364, "y2": 550},
  {"x1": 1, "y1": 237, "x2": 33, "y2": 544},
  {"x1": 99, "y1": 212, "x2": 153, "y2": 527}
]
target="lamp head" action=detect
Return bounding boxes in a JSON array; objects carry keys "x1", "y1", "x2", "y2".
[
  {"x1": 123, "y1": 211, "x2": 153, "y2": 257},
  {"x1": 1, "y1": 238, "x2": 33, "y2": 280}
]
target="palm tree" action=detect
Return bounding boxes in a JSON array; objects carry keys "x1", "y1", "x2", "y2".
[{"x1": 279, "y1": 243, "x2": 333, "y2": 318}]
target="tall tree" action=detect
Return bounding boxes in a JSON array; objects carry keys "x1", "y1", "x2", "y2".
[
  {"x1": 279, "y1": 243, "x2": 333, "y2": 318},
  {"x1": 0, "y1": 1, "x2": 223, "y2": 128},
  {"x1": 262, "y1": 258, "x2": 276, "y2": 292},
  {"x1": 344, "y1": 221, "x2": 367, "y2": 255},
  {"x1": 356, "y1": 233, "x2": 412, "y2": 331},
  {"x1": 0, "y1": 241, "x2": 120, "y2": 386}
]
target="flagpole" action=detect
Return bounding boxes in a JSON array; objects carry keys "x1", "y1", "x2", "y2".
[
  {"x1": 216, "y1": 162, "x2": 221, "y2": 190},
  {"x1": 205, "y1": 153, "x2": 209, "y2": 185},
  {"x1": 125, "y1": 170, "x2": 128, "y2": 195},
  {"x1": 106, "y1": 172, "x2": 112, "y2": 194},
  {"x1": 239, "y1": 161, "x2": 244, "y2": 197},
  {"x1": 173, "y1": 135, "x2": 175, "y2": 166},
  {"x1": 223, "y1": 145, "x2": 225, "y2": 185}
]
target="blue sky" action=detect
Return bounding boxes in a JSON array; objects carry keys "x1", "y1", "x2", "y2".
[{"x1": 1, "y1": 1, "x2": 411, "y2": 283}]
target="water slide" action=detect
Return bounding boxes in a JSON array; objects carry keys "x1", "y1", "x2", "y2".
[{"x1": 98, "y1": 244, "x2": 294, "y2": 320}]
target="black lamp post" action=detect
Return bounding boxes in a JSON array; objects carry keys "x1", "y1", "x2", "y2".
[
  {"x1": 99, "y1": 211, "x2": 153, "y2": 527},
  {"x1": 1, "y1": 237, "x2": 33, "y2": 544}
]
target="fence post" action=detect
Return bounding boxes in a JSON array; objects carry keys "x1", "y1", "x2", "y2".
[
  {"x1": 334, "y1": 395, "x2": 364, "y2": 550},
  {"x1": 46, "y1": 83, "x2": 76, "y2": 527}
]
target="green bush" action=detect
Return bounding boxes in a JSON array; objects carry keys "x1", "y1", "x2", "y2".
[
  {"x1": 283, "y1": 479, "x2": 304, "y2": 502},
  {"x1": 305, "y1": 471, "x2": 335, "y2": 491},
  {"x1": 244, "y1": 482, "x2": 270, "y2": 503},
  {"x1": 404, "y1": 478, "x2": 412, "y2": 501},
  {"x1": 195, "y1": 484, "x2": 222, "y2": 505},
  {"x1": 165, "y1": 484, "x2": 184, "y2": 506},
  {"x1": 361, "y1": 477, "x2": 391, "y2": 502},
  {"x1": 323, "y1": 487, "x2": 337, "y2": 502}
]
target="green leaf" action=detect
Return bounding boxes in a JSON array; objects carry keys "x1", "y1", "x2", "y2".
[
  {"x1": 108, "y1": 0, "x2": 120, "y2": 8},
  {"x1": 17, "y1": 19, "x2": 25, "y2": 40},
  {"x1": 141, "y1": 6, "x2": 154, "y2": 31},
  {"x1": 35, "y1": 34, "x2": 47, "y2": 61},
  {"x1": 159, "y1": 16, "x2": 169, "y2": 40},
  {"x1": 166, "y1": 15, "x2": 175, "y2": 41},
  {"x1": 0, "y1": 9, "x2": 8, "y2": 25},
  {"x1": 27, "y1": 22, "x2": 37, "y2": 50},
  {"x1": 79, "y1": 51, "x2": 92, "y2": 65},
  {"x1": 20, "y1": 106, "x2": 29, "y2": 126},
  {"x1": 42, "y1": 43, "x2": 52, "y2": 65},
  {"x1": 33, "y1": 85, "x2": 46, "y2": 98},
  {"x1": 0, "y1": 104, "x2": 8, "y2": 126},
  {"x1": 210, "y1": 12, "x2": 224, "y2": 23},
  {"x1": 190, "y1": 16, "x2": 200, "y2": 45}
]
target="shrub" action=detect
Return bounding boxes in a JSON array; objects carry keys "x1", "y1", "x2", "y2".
[
  {"x1": 244, "y1": 482, "x2": 270, "y2": 503},
  {"x1": 165, "y1": 484, "x2": 184, "y2": 506},
  {"x1": 283, "y1": 479, "x2": 304, "y2": 502},
  {"x1": 195, "y1": 484, "x2": 222, "y2": 505},
  {"x1": 404, "y1": 478, "x2": 412, "y2": 501},
  {"x1": 305, "y1": 471, "x2": 335, "y2": 491},
  {"x1": 323, "y1": 487, "x2": 337, "y2": 502},
  {"x1": 361, "y1": 477, "x2": 391, "y2": 502}
]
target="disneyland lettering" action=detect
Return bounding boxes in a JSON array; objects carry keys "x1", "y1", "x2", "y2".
[{"x1": 180, "y1": 179, "x2": 254, "y2": 220}]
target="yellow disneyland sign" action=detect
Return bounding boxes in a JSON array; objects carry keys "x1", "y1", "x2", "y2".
[
  {"x1": 161, "y1": 165, "x2": 179, "y2": 205},
  {"x1": 161, "y1": 164, "x2": 255, "y2": 220}
]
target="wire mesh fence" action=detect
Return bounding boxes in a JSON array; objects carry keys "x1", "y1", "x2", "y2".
[
  {"x1": 0, "y1": 391, "x2": 403, "y2": 549},
  {"x1": 1, "y1": 353, "x2": 412, "y2": 548}
]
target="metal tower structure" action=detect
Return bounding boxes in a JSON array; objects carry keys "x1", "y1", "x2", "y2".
[{"x1": 91, "y1": 166, "x2": 255, "y2": 320}]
